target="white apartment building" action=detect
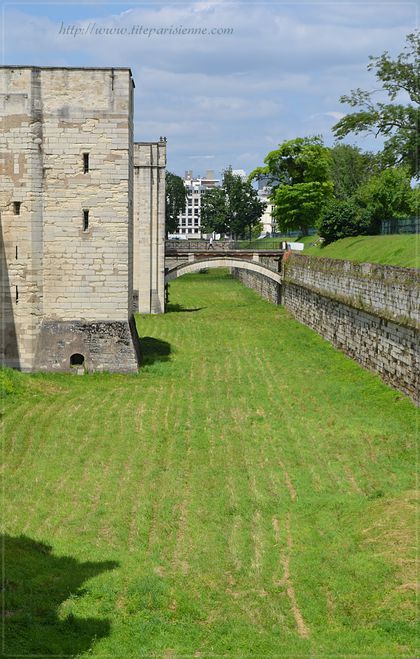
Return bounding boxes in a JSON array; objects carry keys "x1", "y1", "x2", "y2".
[{"x1": 177, "y1": 170, "x2": 220, "y2": 237}]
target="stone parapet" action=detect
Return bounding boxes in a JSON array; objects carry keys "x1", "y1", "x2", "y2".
[{"x1": 283, "y1": 254, "x2": 419, "y2": 328}]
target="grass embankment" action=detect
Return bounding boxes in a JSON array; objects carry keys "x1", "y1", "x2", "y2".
[
  {"x1": 302, "y1": 234, "x2": 419, "y2": 268},
  {"x1": 2, "y1": 270, "x2": 417, "y2": 656}
]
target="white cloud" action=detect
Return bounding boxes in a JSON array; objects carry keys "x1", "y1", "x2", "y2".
[{"x1": 1, "y1": 1, "x2": 414, "y2": 175}]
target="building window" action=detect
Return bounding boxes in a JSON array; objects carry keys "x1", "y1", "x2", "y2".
[
  {"x1": 83, "y1": 153, "x2": 89, "y2": 173},
  {"x1": 15, "y1": 245, "x2": 18, "y2": 260},
  {"x1": 15, "y1": 285, "x2": 18, "y2": 304},
  {"x1": 83, "y1": 209, "x2": 89, "y2": 231},
  {"x1": 13, "y1": 201, "x2": 21, "y2": 215}
]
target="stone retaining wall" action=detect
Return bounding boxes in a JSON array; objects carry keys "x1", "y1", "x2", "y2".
[
  {"x1": 232, "y1": 253, "x2": 419, "y2": 403},
  {"x1": 283, "y1": 255, "x2": 419, "y2": 403},
  {"x1": 231, "y1": 268, "x2": 281, "y2": 305},
  {"x1": 283, "y1": 254, "x2": 419, "y2": 328}
]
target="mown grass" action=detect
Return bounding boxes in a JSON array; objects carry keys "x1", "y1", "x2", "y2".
[
  {"x1": 1, "y1": 270, "x2": 418, "y2": 657},
  {"x1": 302, "y1": 234, "x2": 419, "y2": 268}
]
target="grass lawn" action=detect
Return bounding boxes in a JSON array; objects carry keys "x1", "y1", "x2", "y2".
[
  {"x1": 302, "y1": 234, "x2": 419, "y2": 268},
  {"x1": 1, "y1": 270, "x2": 418, "y2": 657}
]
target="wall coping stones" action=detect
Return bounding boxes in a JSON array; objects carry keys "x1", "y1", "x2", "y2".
[{"x1": 283, "y1": 254, "x2": 420, "y2": 329}]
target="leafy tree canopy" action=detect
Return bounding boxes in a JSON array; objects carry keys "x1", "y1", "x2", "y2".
[
  {"x1": 330, "y1": 144, "x2": 379, "y2": 200},
  {"x1": 355, "y1": 166, "x2": 414, "y2": 229},
  {"x1": 165, "y1": 172, "x2": 186, "y2": 236},
  {"x1": 318, "y1": 198, "x2": 374, "y2": 245},
  {"x1": 201, "y1": 187, "x2": 229, "y2": 235},
  {"x1": 333, "y1": 31, "x2": 420, "y2": 178},
  {"x1": 249, "y1": 136, "x2": 333, "y2": 233},
  {"x1": 202, "y1": 168, "x2": 266, "y2": 239}
]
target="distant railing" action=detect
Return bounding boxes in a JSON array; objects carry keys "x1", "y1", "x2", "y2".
[
  {"x1": 165, "y1": 239, "x2": 285, "y2": 251},
  {"x1": 380, "y1": 217, "x2": 419, "y2": 234},
  {"x1": 166, "y1": 237, "x2": 300, "y2": 252},
  {"x1": 232, "y1": 239, "x2": 284, "y2": 250}
]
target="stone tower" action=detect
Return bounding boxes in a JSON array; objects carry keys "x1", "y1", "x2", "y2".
[
  {"x1": 0, "y1": 66, "x2": 140, "y2": 372},
  {"x1": 133, "y1": 140, "x2": 166, "y2": 314}
]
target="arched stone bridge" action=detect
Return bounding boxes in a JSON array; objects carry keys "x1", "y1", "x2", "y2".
[{"x1": 165, "y1": 250, "x2": 284, "y2": 285}]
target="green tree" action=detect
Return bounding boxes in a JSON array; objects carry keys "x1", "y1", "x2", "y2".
[
  {"x1": 165, "y1": 172, "x2": 186, "y2": 236},
  {"x1": 318, "y1": 199, "x2": 374, "y2": 245},
  {"x1": 202, "y1": 168, "x2": 265, "y2": 238},
  {"x1": 333, "y1": 31, "x2": 420, "y2": 178},
  {"x1": 250, "y1": 136, "x2": 333, "y2": 234},
  {"x1": 223, "y1": 168, "x2": 266, "y2": 239},
  {"x1": 201, "y1": 187, "x2": 228, "y2": 235},
  {"x1": 330, "y1": 144, "x2": 379, "y2": 200},
  {"x1": 355, "y1": 166, "x2": 414, "y2": 230}
]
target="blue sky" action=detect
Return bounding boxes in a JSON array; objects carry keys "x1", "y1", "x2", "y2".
[{"x1": 1, "y1": 1, "x2": 417, "y2": 177}]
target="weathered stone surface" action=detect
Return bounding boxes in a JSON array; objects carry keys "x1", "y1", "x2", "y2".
[
  {"x1": 166, "y1": 257, "x2": 282, "y2": 285},
  {"x1": 0, "y1": 66, "x2": 141, "y2": 372},
  {"x1": 133, "y1": 141, "x2": 166, "y2": 314},
  {"x1": 283, "y1": 254, "x2": 419, "y2": 327},
  {"x1": 282, "y1": 281, "x2": 419, "y2": 404},
  {"x1": 231, "y1": 268, "x2": 281, "y2": 304},
  {"x1": 233, "y1": 253, "x2": 419, "y2": 404},
  {"x1": 33, "y1": 319, "x2": 139, "y2": 373},
  {"x1": 283, "y1": 256, "x2": 419, "y2": 404}
]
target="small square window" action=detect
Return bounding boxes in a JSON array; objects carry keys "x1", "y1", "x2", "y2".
[{"x1": 13, "y1": 202, "x2": 21, "y2": 215}]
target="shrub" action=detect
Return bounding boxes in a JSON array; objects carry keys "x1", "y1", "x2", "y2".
[
  {"x1": 318, "y1": 199, "x2": 374, "y2": 245},
  {"x1": 356, "y1": 167, "x2": 414, "y2": 230}
]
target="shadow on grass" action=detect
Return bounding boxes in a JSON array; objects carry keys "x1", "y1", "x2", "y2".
[
  {"x1": 2, "y1": 534, "x2": 118, "y2": 657},
  {"x1": 166, "y1": 303, "x2": 206, "y2": 313},
  {"x1": 139, "y1": 336, "x2": 171, "y2": 366}
]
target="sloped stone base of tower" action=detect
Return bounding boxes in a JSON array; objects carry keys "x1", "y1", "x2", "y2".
[{"x1": 33, "y1": 319, "x2": 140, "y2": 373}]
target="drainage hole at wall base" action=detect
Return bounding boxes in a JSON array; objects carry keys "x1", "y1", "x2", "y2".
[{"x1": 70, "y1": 353, "x2": 85, "y2": 369}]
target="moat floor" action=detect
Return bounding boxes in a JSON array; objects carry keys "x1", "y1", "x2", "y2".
[{"x1": 2, "y1": 270, "x2": 417, "y2": 657}]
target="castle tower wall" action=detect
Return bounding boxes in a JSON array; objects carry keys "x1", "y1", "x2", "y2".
[
  {"x1": 0, "y1": 66, "x2": 139, "y2": 372},
  {"x1": 0, "y1": 67, "x2": 45, "y2": 370},
  {"x1": 133, "y1": 141, "x2": 166, "y2": 314}
]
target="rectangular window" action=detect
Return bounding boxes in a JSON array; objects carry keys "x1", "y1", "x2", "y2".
[
  {"x1": 13, "y1": 201, "x2": 21, "y2": 215},
  {"x1": 15, "y1": 285, "x2": 18, "y2": 304},
  {"x1": 15, "y1": 245, "x2": 18, "y2": 260},
  {"x1": 83, "y1": 209, "x2": 89, "y2": 231},
  {"x1": 83, "y1": 153, "x2": 89, "y2": 173}
]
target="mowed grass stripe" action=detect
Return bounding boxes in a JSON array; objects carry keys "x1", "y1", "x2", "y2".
[
  {"x1": 2, "y1": 269, "x2": 417, "y2": 657},
  {"x1": 24, "y1": 386, "x2": 123, "y2": 543}
]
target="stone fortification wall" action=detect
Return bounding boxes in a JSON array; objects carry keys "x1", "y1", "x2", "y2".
[
  {"x1": 283, "y1": 255, "x2": 419, "y2": 328},
  {"x1": 0, "y1": 66, "x2": 139, "y2": 372},
  {"x1": 231, "y1": 255, "x2": 281, "y2": 304},
  {"x1": 133, "y1": 141, "x2": 166, "y2": 314},
  {"x1": 283, "y1": 255, "x2": 419, "y2": 403},
  {"x1": 232, "y1": 252, "x2": 418, "y2": 403}
]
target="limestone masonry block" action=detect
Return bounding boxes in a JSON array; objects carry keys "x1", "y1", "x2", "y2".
[{"x1": 0, "y1": 66, "x2": 148, "y2": 372}]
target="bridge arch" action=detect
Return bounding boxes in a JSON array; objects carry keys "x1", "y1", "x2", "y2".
[{"x1": 165, "y1": 257, "x2": 282, "y2": 285}]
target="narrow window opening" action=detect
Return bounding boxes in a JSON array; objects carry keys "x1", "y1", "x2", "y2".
[
  {"x1": 13, "y1": 201, "x2": 21, "y2": 215},
  {"x1": 15, "y1": 285, "x2": 18, "y2": 304},
  {"x1": 83, "y1": 153, "x2": 89, "y2": 173},
  {"x1": 83, "y1": 209, "x2": 89, "y2": 232},
  {"x1": 70, "y1": 353, "x2": 85, "y2": 367},
  {"x1": 15, "y1": 245, "x2": 18, "y2": 260}
]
